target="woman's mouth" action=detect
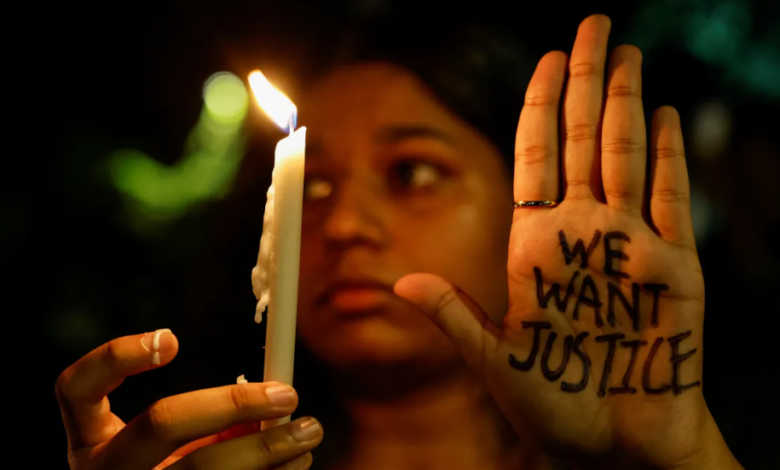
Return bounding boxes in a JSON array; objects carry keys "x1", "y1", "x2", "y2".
[{"x1": 322, "y1": 280, "x2": 396, "y2": 314}]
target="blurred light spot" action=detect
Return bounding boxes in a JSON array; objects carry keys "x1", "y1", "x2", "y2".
[
  {"x1": 691, "y1": 101, "x2": 731, "y2": 161},
  {"x1": 742, "y1": 43, "x2": 780, "y2": 98},
  {"x1": 204, "y1": 72, "x2": 249, "y2": 124},
  {"x1": 108, "y1": 71, "x2": 247, "y2": 234},
  {"x1": 627, "y1": 0, "x2": 780, "y2": 99},
  {"x1": 686, "y1": 1, "x2": 749, "y2": 65},
  {"x1": 304, "y1": 177, "x2": 333, "y2": 201},
  {"x1": 690, "y1": 184, "x2": 723, "y2": 245}
]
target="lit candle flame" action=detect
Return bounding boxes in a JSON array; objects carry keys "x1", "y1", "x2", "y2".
[{"x1": 248, "y1": 70, "x2": 298, "y2": 134}]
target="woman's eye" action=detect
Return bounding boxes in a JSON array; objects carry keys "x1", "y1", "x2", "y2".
[
  {"x1": 304, "y1": 176, "x2": 333, "y2": 201},
  {"x1": 395, "y1": 161, "x2": 443, "y2": 190}
]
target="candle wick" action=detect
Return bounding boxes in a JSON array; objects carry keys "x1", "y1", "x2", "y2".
[{"x1": 289, "y1": 114, "x2": 295, "y2": 136}]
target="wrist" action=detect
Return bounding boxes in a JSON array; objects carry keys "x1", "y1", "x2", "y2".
[
  {"x1": 666, "y1": 411, "x2": 742, "y2": 470},
  {"x1": 569, "y1": 409, "x2": 742, "y2": 470}
]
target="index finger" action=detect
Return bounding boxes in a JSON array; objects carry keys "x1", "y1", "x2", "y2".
[{"x1": 55, "y1": 329, "x2": 178, "y2": 448}]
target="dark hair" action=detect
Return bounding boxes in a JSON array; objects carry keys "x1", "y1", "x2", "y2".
[{"x1": 308, "y1": 12, "x2": 535, "y2": 173}]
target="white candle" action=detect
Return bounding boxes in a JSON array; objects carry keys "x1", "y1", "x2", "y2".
[{"x1": 248, "y1": 70, "x2": 305, "y2": 429}]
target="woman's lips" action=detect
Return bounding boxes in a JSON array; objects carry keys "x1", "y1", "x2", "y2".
[{"x1": 328, "y1": 287, "x2": 394, "y2": 313}]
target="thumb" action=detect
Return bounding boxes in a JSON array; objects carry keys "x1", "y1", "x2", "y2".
[{"x1": 394, "y1": 273, "x2": 499, "y2": 371}]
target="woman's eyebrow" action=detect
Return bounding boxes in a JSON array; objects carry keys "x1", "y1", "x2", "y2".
[{"x1": 375, "y1": 125, "x2": 455, "y2": 146}]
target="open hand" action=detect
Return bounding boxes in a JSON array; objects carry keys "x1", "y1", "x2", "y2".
[
  {"x1": 56, "y1": 330, "x2": 322, "y2": 469},
  {"x1": 396, "y1": 14, "x2": 741, "y2": 470}
]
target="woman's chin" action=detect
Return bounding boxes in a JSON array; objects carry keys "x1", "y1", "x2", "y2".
[{"x1": 301, "y1": 313, "x2": 458, "y2": 370}]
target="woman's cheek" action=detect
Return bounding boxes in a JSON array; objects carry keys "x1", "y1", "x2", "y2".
[{"x1": 424, "y1": 200, "x2": 509, "y2": 318}]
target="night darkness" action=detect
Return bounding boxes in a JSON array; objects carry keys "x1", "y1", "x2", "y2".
[{"x1": 15, "y1": 0, "x2": 779, "y2": 467}]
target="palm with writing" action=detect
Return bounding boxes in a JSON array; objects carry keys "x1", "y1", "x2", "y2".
[{"x1": 395, "y1": 15, "x2": 741, "y2": 470}]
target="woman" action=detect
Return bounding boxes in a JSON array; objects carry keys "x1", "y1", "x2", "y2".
[{"x1": 55, "y1": 14, "x2": 743, "y2": 470}]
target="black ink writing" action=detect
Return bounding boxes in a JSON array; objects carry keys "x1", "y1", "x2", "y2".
[
  {"x1": 668, "y1": 330, "x2": 702, "y2": 395},
  {"x1": 595, "y1": 333, "x2": 625, "y2": 397},
  {"x1": 534, "y1": 267, "x2": 580, "y2": 312},
  {"x1": 559, "y1": 230, "x2": 602, "y2": 268},
  {"x1": 541, "y1": 332, "x2": 573, "y2": 382},
  {"x1": 508, "y1": 322, "x2": 551, "y2": 371},
  {"x1": 604, "y1": 231, "x2": 631, "y2": 279},
  {"x1": 510, "y1": 228, "x2": 696, "y2": 398},
  {"x1": 561, "y1": 332, "x2": 591, "y2": 393},
  {"x1": 610, "y1": 340, "x2": 647, "y2": 395},
  {"x1": 607, "y1": 282, "x2": 641, "y2": 331},
  {"x1": 643, "y1": 283, "x2": 670, "y2": 327},
  {"x1": 642, "y1": 337, "x2": 671, "y2": 394},
  {"x1": 573, "y1": 274, "x2": 604, "y2": 328}
]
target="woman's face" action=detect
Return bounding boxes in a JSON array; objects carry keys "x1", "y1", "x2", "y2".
[{"x1": 297, "y1": 63, "x2": 512, "y2": 373}]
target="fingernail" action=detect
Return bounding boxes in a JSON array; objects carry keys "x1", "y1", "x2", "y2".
[
  {"x1": 141, "y1": 329, "x2": 173, "y2": 365},
  {"x1": 265, "y1": 383, "x2": 295, "y2": 406},
  {"x1": 291, "y1": 417, "x2": 320, "y2": 442}
]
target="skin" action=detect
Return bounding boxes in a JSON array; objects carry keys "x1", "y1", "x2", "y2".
[
  {"x1": 395, "y1": 15, "x2": 743, "y2": 470},
  {"x1": 295, "y1": 61, "x2": 512, "y2": 377},
  {"x1": 294, "y1": 62, "x2": 526, "y2": 470},
  {"x1": 55, "y1": 14, "x2": 743, "y2": 470}
]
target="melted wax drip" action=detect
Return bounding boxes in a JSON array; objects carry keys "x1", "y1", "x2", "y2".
[{"x1": 252, "y1": 177, "x2": 276, "y2": 324}]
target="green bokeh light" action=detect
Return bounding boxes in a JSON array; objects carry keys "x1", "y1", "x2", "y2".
[
  {"x1": 628, "y1": 0, "x2": 780, "y2": 99},
  {"x1": 686, "y1": 1, "x2": 750, "y2": 65},
  {"x1": 109, "y1": 71, "x2": 249, "y2": 234},
  {"x1": 204, "y1": 72, "x2": 249, "y2": 123}
]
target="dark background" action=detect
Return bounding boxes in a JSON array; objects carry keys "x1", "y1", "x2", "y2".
[{"x1": 14, "y1": 0, "x2": 778, "y2": 467}]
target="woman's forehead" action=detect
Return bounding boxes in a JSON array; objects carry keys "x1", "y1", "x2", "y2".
[
  {"x1": 299, "y1": 62, "x2": 504, "y2": 174},
  {"x1": 301, "y1": 62, "x2": 459, "y2": 132}
]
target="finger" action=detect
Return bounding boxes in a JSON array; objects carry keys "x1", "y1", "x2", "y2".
[
  {"x1": 562, "y1": 14, "x2": 611, "y2": 200},
  {"x1": 55, "y1": 329, "x2": 178, "y2": 448},
  {"x1": 274, "y1": 452, "x2": 313, "y2": 470},
  {"x1": 602, "y1": 45, "x2": 647, "y2": 215},
  {"x1": 514, "y1": 51, "x2": 568, "y2": 204},
  {"x1": 164, "y1": 423, "x2": 278, "y2": 468},
  {"x1": 166, "y1": 417, "x2": 321, "y2": 470},
  {"x1": 649, "y1": 106, "x2": 695, "y2": 249},
  {"x1": 394, "y1": 273, "x2": 499, "y2": 373},
  {"x1": 102, "y1": 382, "x2": 299, "y2": 470},
  {"x1": 219, "y1": 421, "x2": 262, "y2": 441},
  {"x1": 169, "y1": 423, "x2": 261, "y2": 460}
]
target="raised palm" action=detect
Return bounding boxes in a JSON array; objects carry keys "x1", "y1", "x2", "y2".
[
  {"x1": 499, "y1": 200, "x2": 704, "y2": 466},
  {"x1": 396, "y1": 15, "x2": 712, "y2": 469}
]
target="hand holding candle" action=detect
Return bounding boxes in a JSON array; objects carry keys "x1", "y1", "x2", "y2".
[{"x1": 248, "y1": 70, "x2": 306, "y2": 429}]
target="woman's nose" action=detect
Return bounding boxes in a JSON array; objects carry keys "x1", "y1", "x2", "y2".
[{"x1": 322, "y1": 178, "x2": 387, "y2": 249}]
